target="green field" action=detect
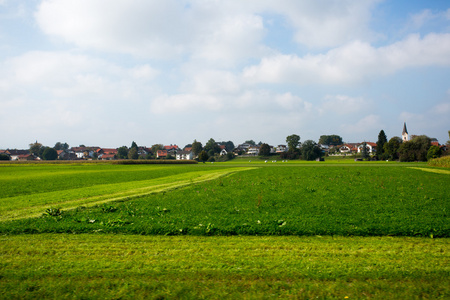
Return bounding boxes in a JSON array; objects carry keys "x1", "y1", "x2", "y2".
[{"x1": 0, "y1": 162, "x2": 449, "y2": 299}]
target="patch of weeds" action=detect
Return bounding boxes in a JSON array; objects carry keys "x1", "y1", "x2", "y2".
[
  {"x1": 101, "y1": 205, "x2": 118, "y2": 213},
  {"x1": 44, "y1": 207, "x2": 62, "y2": 217}
]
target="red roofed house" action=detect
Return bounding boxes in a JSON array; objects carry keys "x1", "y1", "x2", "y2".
[
  {"x1": 157, "y1": 150, "x2": 168, "y2": 158},
  {"x1": 339, "y1": 143, "x2": 359, "y2": 153},
  {"x1": 357, "y1": 142, "x2": 377, "y2": 154}
]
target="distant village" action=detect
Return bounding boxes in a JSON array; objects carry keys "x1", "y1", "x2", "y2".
[{"x1": 1, "y1": 123, "x2": 448, "y2": 162}]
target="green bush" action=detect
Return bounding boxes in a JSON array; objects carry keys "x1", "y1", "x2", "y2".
[{"x1": 428, "y1": 156, "x2": 450, "y2": 168}]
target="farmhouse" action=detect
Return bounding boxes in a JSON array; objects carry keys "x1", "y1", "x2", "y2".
[
  {"x1": 276, "y1": 145, "x2": 287, "y2": 153},
  {"x1": 247, "y1": 146, "x2": 260, "y2": 156},
  {"x1": 6, "y1": 150, "x2": 30, "y2": 161},
  {"x1": 357, "y1": 142, "x2": 377, "y2": 154},
  {"x1": 100, "y1": 154, "x2": 116, "y2": 160},
  {"x1": 339, "y1": 143, "x2": 358, "y2": 153},
  {"x1": 176, "y1": 151, "x2": 193, "y2": 160},
  {"x1": 157, "y1": 150, "x2": 168, "y2": 158}
]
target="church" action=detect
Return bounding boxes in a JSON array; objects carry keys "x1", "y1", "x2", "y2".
[{"x1": 402, "y1": 122, "x2": 409, "y2": 142}]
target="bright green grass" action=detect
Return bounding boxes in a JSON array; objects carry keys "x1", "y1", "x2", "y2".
[
  {"x1": 0, "y1": 165, "x2": 255, "y2": 221},
  {"x1": 1, "y1": 165, "x2": 448, "y2": 237},
  {"x1": 0, "y1": 234, "x2": 448, "y2": 299}
]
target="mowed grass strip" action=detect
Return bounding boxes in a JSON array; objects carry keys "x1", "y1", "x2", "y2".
[
  {"x1": 0, "y1": 167, "x2": 256, "y2": 221},
  {"x1": 0, "y1": 234, "x2": 448, "y2": 299}
]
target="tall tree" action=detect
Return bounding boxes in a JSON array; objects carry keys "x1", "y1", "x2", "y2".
[
  {"x1": 361, "y1": 142, "x2": 369, "y2": 160},
  {"x1": 191, "y1": 140, "x2": 203, "y2": 156},
  {"x1": 54, "y1": 142, "x2": 69, "y2": 151},
  {"x1": 204, "y1": 138, "x2": 221, "y2": 156},
  {"x1": 128, "y1": 147, "x2": 139, "y2": 159},
  {"x1": 42, "y1": 148, "x2": 58, "y2": 160},
  {"x1": 259, "y1": 143, "x2": 271, "y2": 156},
  {"x1": 130, "y1": 141, "x2": 138, "y2": 150},
  {"x1": 198, "y1": 150, "x2": 209, "y2": 163},
  {"x1": 301, "y1": 140, "x2": 322, "y2": 161},
  {"x1": 286, "y1": 134, "x2": 300, "y2": 151},
  {"x1": 398, "y1": 135, "x2": 431, "y2": 162},
  {"x1": 29, "y1": 141, "x2": 44, "y2": 156},
  {"x1": 376, "y1": 130, "x2": 388, "y2": 159},
  {"x1": 427, "y1": 145, "x2": 442, "y2": 160},
  {"x1": 117, "y1": 146, "x2": 129, "y2": 159},
  {"x1": 220, "y1": 141, "x2": 235, "y2": 152},
  {"x1": 318, "y1": 135, "x2": 343, "y2": 146},
  {"x1": 384, "y1": 137, "x2": 402, "y2": 160},
  {"x1": 151, "y1": 144, "x2": 164, "y2": 153}
]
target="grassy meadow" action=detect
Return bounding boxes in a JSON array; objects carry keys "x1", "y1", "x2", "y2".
[{"x1": 0, "y1": 161, "x2": 449, "y2": 299}]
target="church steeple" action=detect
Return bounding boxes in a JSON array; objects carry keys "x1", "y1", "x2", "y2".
[{"x1": 402, "y1": 122, "x2": 409, "y2": 142}]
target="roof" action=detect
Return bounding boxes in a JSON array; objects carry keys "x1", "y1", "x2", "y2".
[
  {"x1": 177, "y1": 150, "x2": 192, "y2": 155},
  {"x1": 101, "y1": 148, "x2": 118, "y2": 154},
  {"x1": 7, "y1": 149, "x2": 29, "y2": 155},
  {"x1": 402, "y1": 122, "x2": 408, "y2": 134},
  {"x1": 361, "y1": 142, "x2": 377, "y2": 147},
  {"x1": 157, "y1": 150, "x2": 168, "y2": 156},
  {"x1": 164, "y1": 145, "x2": 179, "y2": 150}
]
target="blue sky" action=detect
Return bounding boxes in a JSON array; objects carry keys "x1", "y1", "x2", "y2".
[{"x1": 1, "y1": 0, "x2": 449, "y2": 149}]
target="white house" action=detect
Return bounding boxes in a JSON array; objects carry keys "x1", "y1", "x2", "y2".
[
  {"x1": 357, "y1": 142, "x2": 377, "y2": 154},
  {"x1": 176, "y1": 151, "x2": 193, "y2": 160},
  {"x1": 247, "y1": 146, "x2": 260, "y2": 156},
  {"x1": 220, "y1": 148, "x2": 228, "y2": 156},
  {"x1": 276, "y1": 145, "x2": 287, "y2": 153}
]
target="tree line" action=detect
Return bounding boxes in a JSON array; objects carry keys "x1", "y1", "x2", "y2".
[{"x1": 1, "y1": 130, "x2": 448, "y2": 162}]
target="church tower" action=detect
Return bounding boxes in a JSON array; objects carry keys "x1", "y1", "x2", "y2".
[{"x1": 402, "y1": 122, "x2": 409, "y2": 142}]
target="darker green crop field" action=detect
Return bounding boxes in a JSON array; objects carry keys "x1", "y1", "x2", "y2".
[{"x1": 1, "y1": 164, "x2": 448, "y2": 237}]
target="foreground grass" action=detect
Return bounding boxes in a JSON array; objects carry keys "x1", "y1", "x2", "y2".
[{"x1": 0, "y1": 234, "x2": 448, "y2": 299}]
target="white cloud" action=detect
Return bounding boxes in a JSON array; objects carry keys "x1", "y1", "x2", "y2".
[
  {"x1": 342, "y1": 114, "x2": 380, "y2": 135},
  {"x1": 150, "y1": 94, "x2": 223, "y2": 114},
  {"x1": 243, "y1": 33, "x2": 450, "y2": 85},
  {"x1": 265, "y1": 0, "x2": 381, "y2": 48},
  {"x1": 321, "y1": 95, "x2": 370, "y2": 115},
  {"x1": 34, "y1": 0, "x2": 382, "y2": 64},
  {"x1": 35, "y1": 0, "x2": 268, "y2": 63},
  {"x1": 407, "y1": 8, "x2": 450, "y2": 30}
]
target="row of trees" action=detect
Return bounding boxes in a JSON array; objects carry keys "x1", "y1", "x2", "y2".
[{"x1": 375, "y1": 130, "x2": 446, "y2": 162}]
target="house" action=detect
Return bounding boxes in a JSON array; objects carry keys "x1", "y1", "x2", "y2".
[
  {"x1": 339, "y1": 143, "x2": 359, "y2": 153},
  {"x1": 164, "y1": 145, "x2": 179, "y2": 154},
  {"x1": 276, "y1": 145, "x2": 287, "y2": 153},
  {"x1": 7, "y1": 150, "x2": 30, "y2": 161},
  {"x1": 18, "y1": 154, "x2": 38, "y2": 161},
  {"x1": 176, "y1": 151, "x2": 193, "y2": 160},
  {"x1": 357, "y1": 142, "x2": 377, "y2": 154},
  {"x1": 70, "y1": 147, "x2": 99, "y2": 159},
  {"x1": 220, "y1": 148, "x2": 228, "y2": 156},
  {"x1": 157, "y1": 150, "x2": 168, "y2": 158},
  {"x1": 137, "y1": 147, "x2": 151, "y2": 156},
  {"x1": 100, "y1": 154, "x2": 116, "y2": 160},
  {"x1": 247, "y1": 146, "x2": 260, "y2": 156},
  {"x1": 97, "y1": 148, "x2": 118, "y2": 155}
]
